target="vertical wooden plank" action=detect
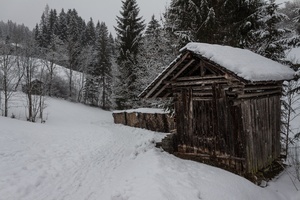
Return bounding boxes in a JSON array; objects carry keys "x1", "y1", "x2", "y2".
[
  {"x1": 188, "y1": 88, "x2": 194, "y2": 146},
  {"x1": 182, "y1": 89, "x2": 188, "y2": 146},
  {"x1": 212, "y1": 83, "x2": 218, "y2": 155},
  {"x1": 249, "y1": 99, "x2": 256, "y2": 172}
]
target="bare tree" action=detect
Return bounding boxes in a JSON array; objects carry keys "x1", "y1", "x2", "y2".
[
  {"x1": 41, "y1": 34, "x2": 66, "y2": 96},
  {"x1": 0, "y1": 39, "x2": 21, "y2": 117},
  {"x1": 20, "y1": 39, "x2": 40, "y2": 122}
]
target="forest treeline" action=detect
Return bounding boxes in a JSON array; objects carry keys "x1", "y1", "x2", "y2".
[{"x1": 1, "y1": 0, "x2": 300, "y2": 112}]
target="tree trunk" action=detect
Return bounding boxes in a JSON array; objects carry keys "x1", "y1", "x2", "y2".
[
  {"x1": 27, "y1": 92, "x2": 33, "y2": 121},
  {"x1": 102, "y1": 77, "x2": 106, "y2": 109},
  {"x1": 4, "y1": 71, "x2": 8, "y2": 117}
]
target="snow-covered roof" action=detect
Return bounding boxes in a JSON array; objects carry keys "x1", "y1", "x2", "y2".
[
  {"x1": 140, "y1": 42, "x2": 296, "y2": 99},
  {"x1": 181, "y1": 42, "x2": 295, "y2": 82}
]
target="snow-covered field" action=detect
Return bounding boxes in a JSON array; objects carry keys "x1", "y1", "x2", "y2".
[{"x1": 0, "y1": 93, "x2": 300, "y2": 200}]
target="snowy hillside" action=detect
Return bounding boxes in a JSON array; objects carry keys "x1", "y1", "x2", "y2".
[
  {"x1": 0, "y1": 55, "x2": 83, "y2": 98},
  {"x1": 0, "y1": 93, "x2": 299, "y2": 200}
]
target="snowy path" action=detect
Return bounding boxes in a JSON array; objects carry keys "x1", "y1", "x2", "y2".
[
  {"x1": 0, "y1": 98, "x2": 165, "y2": 200},
  {"x1": 0, "y1": 97, "x2": 299, "y2": 200}
]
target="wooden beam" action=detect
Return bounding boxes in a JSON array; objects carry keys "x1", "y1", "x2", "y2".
[
  {"x1": 200, "y1": 60, "x2": 205, "y2": 77},
  {"x1": 187, "y1": 63, "x2": 201, "y2": 76},
  {"x1": 201, "y1": 60, "x2": 223, "y2": 75},
  {"x1": 144, "y1": 52, "x2": 190, "y2": 98},
  {"x1": 238, "y1": 90, "x2": 282, "y2": 99},
  {"x1": 176, "y1": 75, "x2": 226, "y2": 81},
  {"x1": 152, "y1": 84, "x2": 169, "y2": 98},
  {"x1": 175, "y1": 152, "x2": 246, "y2": 161},
  {"x1": 193, "y1": 92, "x2": 213, "y2": 97},
  {"x1": 152, "y1": 59, "x2": 196, "y2": 98},
  {"x1": 173, "y1": 79, "x2": 228, "y2": 87},
  {"x1": 171, "y1": 59, "x2": 195, "y2": 81},
  {"x1": 243, "y1": 85, "x2": 282, "y2": 91},
  {"x1": 192, "y1": 97, "x2": 212, "y2": 101}
]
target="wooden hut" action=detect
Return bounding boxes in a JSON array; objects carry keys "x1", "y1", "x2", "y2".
[
  {"x1": 139, "y1": 42, "x2": 295, "y2": 175},
  {"x1": 22, "y1": 79, "x2": 44, "y2": 95}
]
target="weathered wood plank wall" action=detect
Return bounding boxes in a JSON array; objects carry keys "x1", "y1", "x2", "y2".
[
  {"x1": 174, "y1": 83, "x2": 282, "y2": 174},
  {"x1": 175, "y1": 87, "x2": 246, "y2": 174},
  {"x1": 241, "y1": 96, "x2": 281, "y2": 173}
]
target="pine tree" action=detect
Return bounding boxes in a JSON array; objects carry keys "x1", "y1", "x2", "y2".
[
  {"x1": 48, "y1": 9, "x2": 58, "y2": 37},
  {"x1": 244, "y1": 0, "x2": 291, "y2": 61},
  {"x1": 279, "y1": 1, "x2": 300, "y2": 47},
  {"x1": 200, "y1": 7, "x2": 217, "y2": 43},
  {"x1": 34, "y1": 24, "x2": 39, "y2": 42},
  {"x1": 108, "y1": 33, "x2": 116, "y2": 56},
  {"x1": 165, "y1": 0, "x2": 262, "y2": 46},
  {"x1": 83, "y1": 18, "x2": 96, "y2": 46},
  {"x1": 166, "y1": 0, "x2": 199, "y2": 44},
  {"x1": 38, "y1": 12, "x2": 50, "y2": 48},
  {"x1": 145, "y1": 15, "x2": 160, "y2": 36},
  {"x1": 115, "y1": 0, "x2": 145, "y2": 109},
  {"x1": 83, "y1": 74, "x2": 99, "y2": 106},
  {"x1": 66, "y1": 9, "x2": 82, "y2": 98},
  {"x1": 57, "y1": 9, "x2": 68, "y2": 42},
  {"x1": 140, "y1": 15, "x2": 174, "y2": 85},
  {"x1": 95, "y1": 22, "x2": 112, "y2": 109},
  {"x1": 137, "y1": 15, "x2": 177, "y2": 108}
]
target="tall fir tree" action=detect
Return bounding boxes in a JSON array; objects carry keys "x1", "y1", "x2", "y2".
[
  {"x1": 96, "y1": 22, "x2": 113, "y2": 109},
  {"x1": 115, "y1": 0, "x2": 145, "y2": 109},
  {"x1": 243, "y1": 0, "x2": 291, "y2": 61},
  {"x1": 165, "y1": 0, "x2": 262, "y2": 46},
  {"x1": 165, "y1": 0, "x2": 200, "y2": 44},
  {"x1": 139, "y1": 15, "x2": 175, "y2": 86},
  {"x1": 279, "y1": 1, "x2": 300, "y2": 48},
  {"x1": 38, "y1": 12, "x2": 50, "y2": 48},
  {"x1": 57, "y1": 9, "x2": 68, "y2": 42},
  {"x1": 83, "y1": 18, "x2": 96, "y2": 46},
  {"x1": 138, "y1": 15, "x2": 177, "y2": 108},
  {"x1": 145, "y1": 15, "x2": 161, "y2": 36},
  {"x1": 66, "y1": 9, "x2": 82, "y2": 98}
]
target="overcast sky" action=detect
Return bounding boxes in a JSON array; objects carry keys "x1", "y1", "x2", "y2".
[
  {"x1": 0, "y1": 0, "x2": 170, "y2": 35},
  {"x1": 0, "y1": 0, "x2": 288, "y2": 36}
]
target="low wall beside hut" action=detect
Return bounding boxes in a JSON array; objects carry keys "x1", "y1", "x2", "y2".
[{"x1": 112, "y1": 108, "x2": 175, "y2": 133}]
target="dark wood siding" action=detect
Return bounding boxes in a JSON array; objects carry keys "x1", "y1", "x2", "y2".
[
  {"x1": 241, "y1": 96, "x2": 281, "y2": 173},
  {"x1": 175, "y1": 86, "x2": 247, "y2": 173},
  {"x1": 174, "y1": 78, "x2": 282, "y2": 174}
]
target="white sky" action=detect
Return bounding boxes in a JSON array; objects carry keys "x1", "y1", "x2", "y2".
[
  {"x1": 0, "y1": 0, "x2": 289, "y2": 36},
  {"x1": 0, "y1": 0, "x2": 170, "y2": 35}
]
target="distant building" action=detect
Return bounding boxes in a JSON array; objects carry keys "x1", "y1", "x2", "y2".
[{"x1": 22, "y1": 79, "x2": 44, "y2": 95}]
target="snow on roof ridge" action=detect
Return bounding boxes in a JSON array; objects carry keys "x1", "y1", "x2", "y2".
[
  {"x1": 113, "y1": 108, "x2": 167, "y2": 114},
  {"x1": 180, "y1": 42, "x2": 296, "y2": 82}
]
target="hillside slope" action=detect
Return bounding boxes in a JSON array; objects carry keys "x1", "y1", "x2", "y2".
[{"x1": 0, "y1": 94, "x2": 299, "y2": 200}]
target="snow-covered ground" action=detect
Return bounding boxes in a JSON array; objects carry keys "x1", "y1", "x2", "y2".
[{"x1": 0, "y1": 93, "x2": 299, "y2": 200}]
